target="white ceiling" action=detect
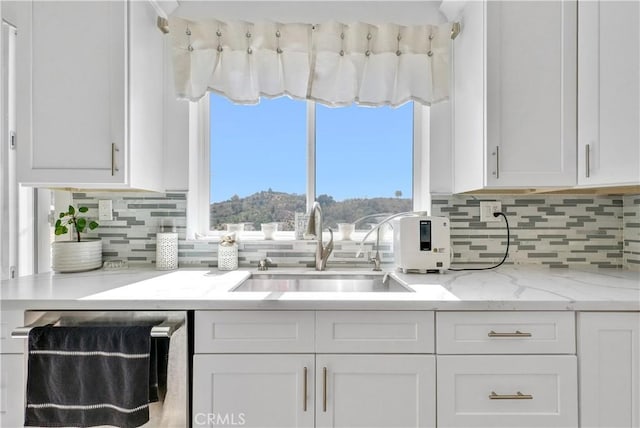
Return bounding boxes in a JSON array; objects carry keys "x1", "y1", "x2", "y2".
[{"x1": 173, "y1": 1, "x2": 447, "y2": 25}]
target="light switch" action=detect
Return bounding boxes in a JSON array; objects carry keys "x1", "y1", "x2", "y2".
[{"x1": 98, "y1": 200, "x2": 113, "y2": 221}]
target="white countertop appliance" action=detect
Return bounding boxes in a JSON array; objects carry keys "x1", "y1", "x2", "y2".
[{"x1": 393, "y1": 216, "x2": 450, "y2": 273}]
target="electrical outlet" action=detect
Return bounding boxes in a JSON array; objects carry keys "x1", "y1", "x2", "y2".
[
  {"x1": 98, "y1": 200, "x2": 113, "y2": 221},
  {"x1": 480, "y1": 201, "x2": 502, "y2": 222}
]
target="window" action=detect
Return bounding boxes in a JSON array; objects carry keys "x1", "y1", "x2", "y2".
[
  {"x1": 197, "y1": 93, "x2": 425, "y2": 240},
  {"x1": 315, "y1": 103, "x2": 413, "y2": 229},
  {"x1": 209, "y1": 95, "x2": 307, "y2": 231}
]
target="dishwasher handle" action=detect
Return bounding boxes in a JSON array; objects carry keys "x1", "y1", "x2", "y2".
[{"x1": 11, "y1": 319, "x2": 182, "y2": 339}]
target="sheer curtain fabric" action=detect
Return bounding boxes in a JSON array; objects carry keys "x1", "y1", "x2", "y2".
[{"x1": 170, "y1": 18, "x2": 452, "y2": 106}]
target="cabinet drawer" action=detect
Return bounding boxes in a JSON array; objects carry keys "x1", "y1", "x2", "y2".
[
  {"x1": 437, "y1": 311, "x2": 575, "y2": 354},
  {"x1": 437, "y1": 355, "x2": 578, "y2": 428},
  {"x1": 0, "y1": 310, "x2": 24, "y2": 354},
  {"x1": 195, "y1": 311, "x2": 315, "y2": 353},
  {"x1": 316, "y1": 311, "x2": 434, "y2": 353}
]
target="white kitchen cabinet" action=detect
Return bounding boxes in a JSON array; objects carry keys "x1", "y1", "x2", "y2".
[
  {"x1": 436, "y1": 311, "x2": 575, "y2": 354},
  {"x1": 315, "y1": 311, "x2": 434, "y2": 354},
  {"x1": 193, "y1": 354, "x2": 315, "y2": 428},
  {"x1": 316, "y1": 354, "x2": 435, "y2": 428},
  {"x1": 192, "y1": 353, "x2": 435, "y2": 428},
  {"x1": 0, "y1": 354, "x2": 24, "y2": 428},
  {"x1": 436, "y1": 310, "x2": 578, "y2": 428},
  {"x1": 193, "y1": 310, "x2": 436, "y2": 428},
  {"x1": 194, "y1": 310, "x2": 315, "y2": 354},
  {"x1": 1, "y1": 310, "x2": 24, "y2": 354},
  {"x1": 453, "y1": 1, "x2": 577, "y2": 192},
  {"x1": 0, "y1": 310, "x2": 24, "y2": 427},
  {"x1": 578, "y1": 1, "x2": 640, "y2": 187},
  {"x1": 578, "y1": 312, "x2": 640, "y2": 428},
  {"x1": 17, "y1": 0, "x2": 165, "y2": 191},
  {"x1": 437, "y1": 355, "x2": 578, "y2": 428}
]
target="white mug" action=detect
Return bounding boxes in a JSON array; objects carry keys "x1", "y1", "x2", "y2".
[
  {"x1": 261, "y1": 223, "x2": 277, "y2": 240},
  {"x1": 338, "y1": 223, "x2": 355, "y2": 241}
]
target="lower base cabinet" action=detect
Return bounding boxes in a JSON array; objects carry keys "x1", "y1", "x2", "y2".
[
  {"x1": 436, "y1": 355, "x2": 578, "y2": 428},
  {"x1": 578, "y1": 312, "x2": 640, "y2": 428},
  {"x1": 192, "y1": 309, "x2": 639, "y2": 428},
  {"x1": 193, "y1": 354, "x2": 436, "y2": 428},
  {"x1": 316, "y1": 355, "x2": 435, "y2": 428},
  {"x1": 193, "y1": 354, "x2": 315, "y2": 428},
  {"x1": 0, "y1": 354, "x2": 24, "y2": 428}
]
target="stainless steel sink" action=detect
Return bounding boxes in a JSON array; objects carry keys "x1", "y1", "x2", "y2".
[{"x1": 231, "y1": 273, "x2": 413, "y2": 293}]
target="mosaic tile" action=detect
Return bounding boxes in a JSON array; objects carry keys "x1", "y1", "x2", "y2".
[{"x1": 73, "y1": 192, "x2": 638, "y2": 270}]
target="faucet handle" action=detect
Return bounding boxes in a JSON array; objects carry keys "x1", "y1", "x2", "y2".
[
  {"x1": 257, "y1": 257, "x2": 273, "y2": 271},
  {"x1": 320, "y1": 228, "x2": 334, "y2": 270},
  {"x1": 369, "y1": 251, "x2": 382, "y2": 271}
]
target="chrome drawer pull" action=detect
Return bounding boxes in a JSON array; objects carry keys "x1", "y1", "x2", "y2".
[
  {"x1": 111, "y1": 143, "x2": 120, "y2": 176},
  {"x1": 322, "y1": 367, "x2": 328, "y2": 412},
  {"x1": 303, "y1": 366, "x2": 308, "y2": 412},
  {"x1": 488, "y1": 330, "x2": 532, "y2": 338},
  {"x1": 585, "y1": 144, "x2": 590, "y2": 178},
  {"x1": 489, "y1": 391, "x2": 533, "y2": 400}
]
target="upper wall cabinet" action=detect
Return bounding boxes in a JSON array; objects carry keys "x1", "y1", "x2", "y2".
[
  {"x1": 17, "y1": 1, "x2": 165, "y2": 191},
  {"x1": 453, "y1": 1, "x2": 577, "y2": 192},
  {"x1": 578, "y1": 0, "x2": 640, "y2": 187}
]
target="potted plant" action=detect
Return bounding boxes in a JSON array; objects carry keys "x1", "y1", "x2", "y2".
[{"x1": 51, "y1": 205, "x2": 102, "y2": 272}]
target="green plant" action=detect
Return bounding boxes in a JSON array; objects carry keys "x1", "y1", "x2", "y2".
[{"x1": 54, "y1": 205, "x2": 99, "y2": 242}]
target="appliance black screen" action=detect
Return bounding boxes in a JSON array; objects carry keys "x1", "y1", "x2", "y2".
[{"x1": 420, "y1": 220, "x2": 431, "y2": 251}]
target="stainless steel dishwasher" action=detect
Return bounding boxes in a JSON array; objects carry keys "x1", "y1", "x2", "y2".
[{"x1": 12, "y1": 310, "x2": 190, "y2": 428}]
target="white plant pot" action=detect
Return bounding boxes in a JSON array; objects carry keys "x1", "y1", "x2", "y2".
[{"x1": 52, "y1": 238, "x2": 103, "y2": 273}]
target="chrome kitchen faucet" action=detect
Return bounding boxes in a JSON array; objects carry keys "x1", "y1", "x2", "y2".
[{"x1": 306, "y1": 201, "x2": 334, "y2": 271}]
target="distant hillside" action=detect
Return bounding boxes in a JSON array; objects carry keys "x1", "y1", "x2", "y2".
[{"x1": 210, "y1": 190, "x2": 411, "y2": 231}]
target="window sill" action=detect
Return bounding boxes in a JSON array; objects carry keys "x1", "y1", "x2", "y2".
[
  {"x1": 191, "y1": 231, "x2": 391, "y2": 244},
  {"x1": 194, "y1": 231, "x2": 299, "y2": 242}
]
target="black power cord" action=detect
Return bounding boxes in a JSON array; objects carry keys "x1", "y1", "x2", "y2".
[{"x1": 448, "y1": 211, "x2": 510, "y2": 271}]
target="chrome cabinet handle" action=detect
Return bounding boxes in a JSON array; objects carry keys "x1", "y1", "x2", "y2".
[
  {"x1": 488, "y1": 330, "x2": 532, "y2": 338},
  {"x1": 111, "y1": 143, "x2": 120, "y2": 176},
  {"x1": 492, "y1": 146, "x2": 500, "y2": 179},
  {"x1": 489, "y1": 391, "x2": 533, "y2": 400},
  {"x1": 585, "y1": 144, "x2": 590, "y2": 178},
  {"x1": 322, "y1": 367, "x2": 327, "y2": 412},
  {"x1": 303, "y1": 366, "x2": 308, "y2": 412}
]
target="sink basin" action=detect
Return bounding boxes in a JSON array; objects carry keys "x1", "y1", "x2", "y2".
[{"x1": 231, "y1": 273, "x2": 413, "y2": 293}]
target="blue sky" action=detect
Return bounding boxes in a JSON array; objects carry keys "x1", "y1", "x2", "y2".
[{"x1": 210, "y1": 93, "x2": 413, "y2": 203}]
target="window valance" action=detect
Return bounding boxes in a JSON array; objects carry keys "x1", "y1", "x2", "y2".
[{"x1": 169, "y1": 18, "x2": 452, "y2": 106}]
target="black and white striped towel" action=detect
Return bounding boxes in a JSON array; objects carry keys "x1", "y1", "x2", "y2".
[{"x1": 25, "y1": 325, "x2": 154, "y2": 428}]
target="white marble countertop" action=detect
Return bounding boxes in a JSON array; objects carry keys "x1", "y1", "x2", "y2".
[{"x1": 1, "y1": 265, "x2": 638, "y2": 311}]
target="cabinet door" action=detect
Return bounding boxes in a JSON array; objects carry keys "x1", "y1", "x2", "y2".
[
  {"x1": 193, "y1": 354, "x2": 314, "y2": 428},
  {"x1": 485, "y1": 1, "x2": 577, "y2": 188},
  {"x1": 452, "y1": 0, "x2": 485, "y2": 193},
  {"x1": 437, "y1": 355, "x2": 578, "y2": 428},
  {"x1": 0, "y1": 354, "x2": 24, "y2": 428},
  {"x1": 0, "y1": 310, "x2": 24, "y2": 354},
  {"x1": 578, "y1": 312, "x2": 640, "y2": 427},
  {"x1": 578, "y1": 1, "x2": 640, "y2": 186},
  {"x1": 128, "y1": 0, "x2": 165, "y2": 192},
  {"x1": 316, "y1": 354, "x2": 435, "y2": 428},
  {"x1": 18, "y1": 1, "x2": 126, "y2": 186},
  {"x1": 453, "y1": 1, "x2": 577, "y2": 192}
]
